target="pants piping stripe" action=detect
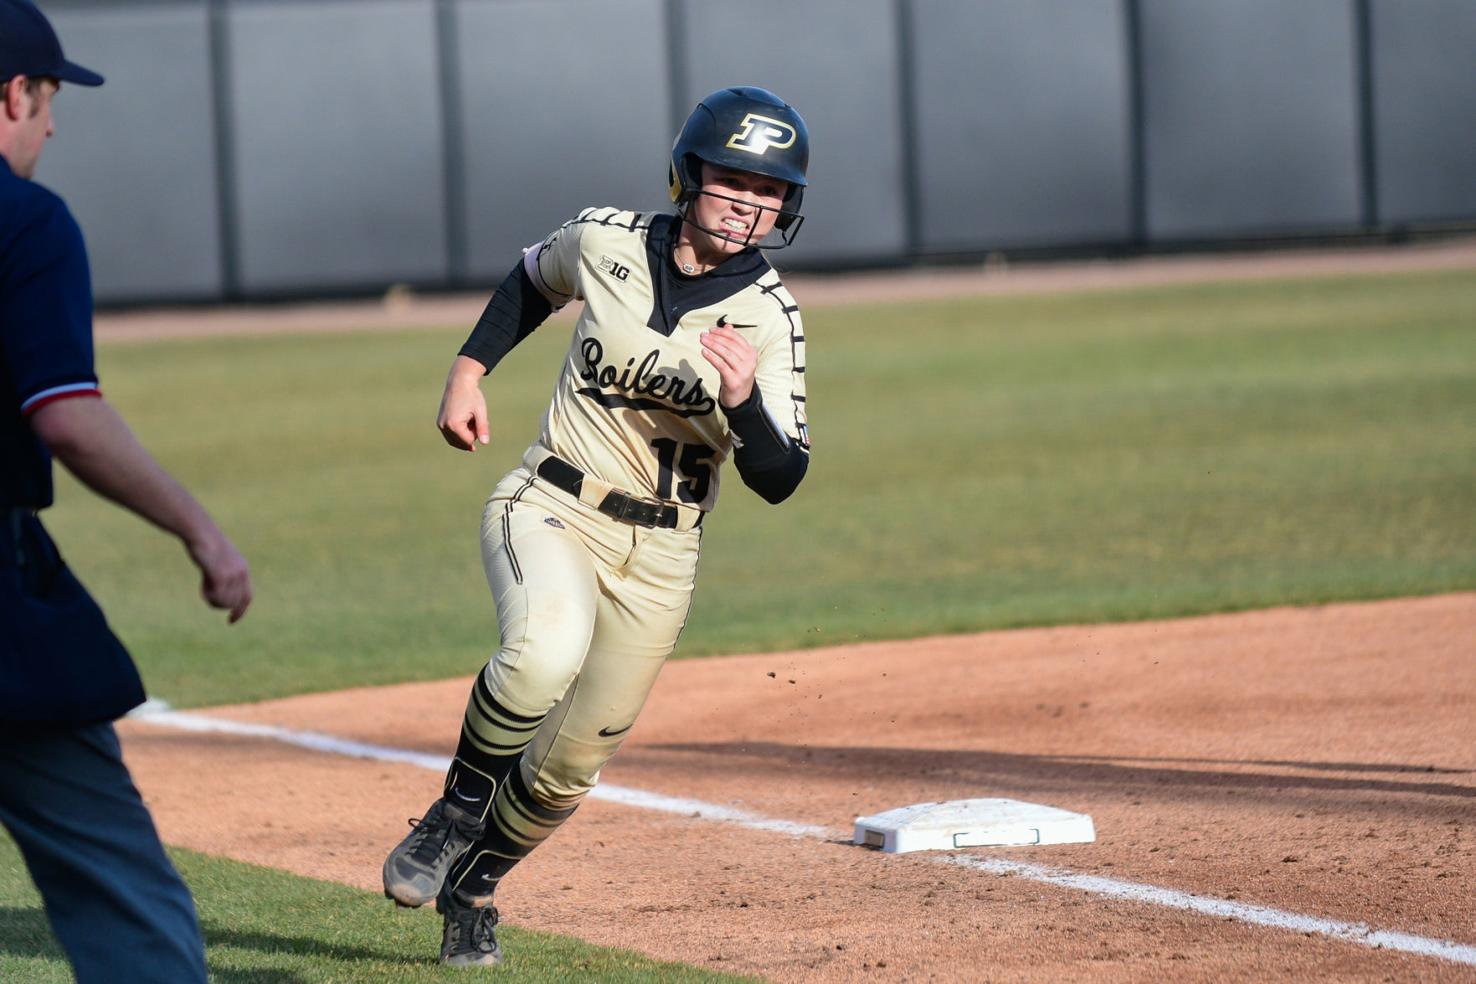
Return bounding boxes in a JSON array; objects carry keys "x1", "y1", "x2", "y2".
[
  {"x1": 499, "y1": 476, "x2": 536, "y2": 585},
  {"x1": 502, "y1": 507, "x2": 521, "y2": 585}
]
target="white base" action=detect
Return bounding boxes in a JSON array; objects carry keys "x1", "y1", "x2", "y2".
[{"x1": 853, "y1": 798, "x2": 1096, "y2": 854}]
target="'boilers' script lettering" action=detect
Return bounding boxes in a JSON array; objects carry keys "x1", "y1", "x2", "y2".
[{"x1": 577, "y1": 338, "x2": 716, "y2": 417}]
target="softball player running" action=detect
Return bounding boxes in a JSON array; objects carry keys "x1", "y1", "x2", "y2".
[{"x1": 383, "y1": 86, "x2": 811, "y2": 966}]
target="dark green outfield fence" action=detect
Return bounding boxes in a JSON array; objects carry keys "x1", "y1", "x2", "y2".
[{"x1": 32, "y1": 0, "x2": 1476, "y2": 304}]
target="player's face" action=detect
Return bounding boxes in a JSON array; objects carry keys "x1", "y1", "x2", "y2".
[
  {"x1": 689, "y1": 163, "x2": 788, "y2": 256},
  {"x1": 3, "y1": 77, "x2": 57, "y2": 180}
]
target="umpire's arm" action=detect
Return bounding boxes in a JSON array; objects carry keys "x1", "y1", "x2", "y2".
[{"x1": 31, "y1": 396, "x2": 254, "y2": 623}]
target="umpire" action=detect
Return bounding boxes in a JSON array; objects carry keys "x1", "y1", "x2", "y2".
[{"x1": 0, "y1": 1, "x2": 253, "y2": 980}]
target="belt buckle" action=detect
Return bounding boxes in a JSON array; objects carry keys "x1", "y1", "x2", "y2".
[
  {"x1": 600, "y1": 491, "x2": 660, "y2": 529},
  {"x1": 599, "y1": 490, "x2": 636, "y2": 525}
]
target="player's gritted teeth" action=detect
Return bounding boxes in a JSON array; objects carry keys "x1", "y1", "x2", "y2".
[{"x1": 682, "y1": 163, "x2": 788, "y2": 261}]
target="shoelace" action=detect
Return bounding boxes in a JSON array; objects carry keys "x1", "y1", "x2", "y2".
[
  {"x1": 404, "y1": 810, "x2": 456, "y2": 865},
  {"x1": 450, "y1": 905, "x2": 500, "y2": 955}
]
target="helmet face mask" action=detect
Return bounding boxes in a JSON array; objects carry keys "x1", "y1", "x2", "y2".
[
  {"x1": 678, "y1": 180, "x2": 806, "y2": 250},
  {"x1": 668, "y1": 86, "x2": 809, "y2": 250}
]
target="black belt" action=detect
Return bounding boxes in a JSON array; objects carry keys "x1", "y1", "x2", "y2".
[
  {"x1": 2, "y1": 506, "x2": 47, "y2": 572},
  {"x1": 2, "y1": 507, "x2": 20, "y2": 567},
  {"x1": 4, "y1": 505, "x2": 37, "y2": 538},
  {"x1": 535, "y1": 455, "x2": 697, "y2": 530}
]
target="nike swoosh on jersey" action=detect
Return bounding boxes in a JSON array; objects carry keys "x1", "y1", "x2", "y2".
[
  {"x1": 597, "y1": 723, "x2": 633, "y2": 738},
  {"x1": 716, "y1": 314, "x2": 757, "y2": 329}
]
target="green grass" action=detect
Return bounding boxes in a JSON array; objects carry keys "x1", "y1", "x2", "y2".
[
  {"x1": 13, "y1": 267, "x2": 1475, "y2": 980},
  {"x1": 0, "y1": 838, "x2": 755, "y2": 982},
  {"x1": 38, "y1": 268, "x2": 1476, "y2": 708}
]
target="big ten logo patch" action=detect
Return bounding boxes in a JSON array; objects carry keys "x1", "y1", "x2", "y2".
[
  {"x1": 598, "y1": 255, "x2": 631, "y2": 282},
  {"x1": 725, "y1": 113, "x2": 797, "y2": 156}
]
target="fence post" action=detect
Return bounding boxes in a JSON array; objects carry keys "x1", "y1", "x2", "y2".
[
  {"x1": 1354, "y1": 0, "x2": 1380, "y2": 229},
  {"x1": 207, "y1": 0, "x2": 241, "y2": 300},
  {"x1": 436, "y1": 0, "x2": 466, "y2": 285}
]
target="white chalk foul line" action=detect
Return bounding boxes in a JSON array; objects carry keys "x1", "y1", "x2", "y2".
[
  {"x1": 136, "y1": 708, "x2": 453, "y2": 772},
  {"x1": 945, "y1": 856, "x2": 1476, "y2": 967},
  {"x1": 132, "y1": 708, "x2": 830, "y2": 839},
  {"x1": 131, "y1": 706, "x2": 1476, "y2": 968}
]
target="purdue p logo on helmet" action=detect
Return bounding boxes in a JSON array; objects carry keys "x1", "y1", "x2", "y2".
[
  {"x1": 726, "y1": 114, "x2": 798, "y2": 156},
  {"x1": 668, "y1": 85, "x2": 809, "y2": 244}
]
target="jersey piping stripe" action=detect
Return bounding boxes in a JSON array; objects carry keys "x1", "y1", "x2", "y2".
[
  {"x1": 568, "y1": 207, "x2": 655, "y2": 232},
  {"x1": 755, "y1": 277, "x2": 809, "y2": 449},
  {"x1": 526, "y1": 242, "x2": 573, "y2": 308},
  {"x1": 20, "y1": 381, "x2": 101, "y2": 415}
]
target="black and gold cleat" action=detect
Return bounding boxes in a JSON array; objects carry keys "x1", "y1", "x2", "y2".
[
  {"x1": 438, "y1": 890, "x2": 504, "y2": 967},
  {"x1": 382, "y1": 798, "x2": 481, "y2": 908}
]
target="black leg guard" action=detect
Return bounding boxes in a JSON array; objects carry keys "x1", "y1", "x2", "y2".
[
  {"x1": 444, "y1": 764, "x2": 580, "y2": 906},
  {"x1": 445, "y1": 674, "x2": 545, "y2": 823}
]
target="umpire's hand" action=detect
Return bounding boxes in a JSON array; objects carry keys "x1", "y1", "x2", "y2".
[
  {"x1": 186, "y1": 527, "x2": 253, "y2": 623},
  {"x1": 31, "y1": 395, "x2": 254, "y2": 623}
]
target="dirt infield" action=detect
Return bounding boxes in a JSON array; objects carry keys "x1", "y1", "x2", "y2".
[
  {"x1": 93, "y1": 236, "x2": 1476, "y2": 344},
  {"x1": 102, "y1": 242, "x2": 1476, "y2": 978},
  {"x1": 118, "y1": 594, "x2": 1476, "y2": 981}
]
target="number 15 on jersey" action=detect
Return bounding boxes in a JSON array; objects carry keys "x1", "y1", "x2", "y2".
[{"x1": 651, "y1": 438, "x2": 715, "y2": 504}]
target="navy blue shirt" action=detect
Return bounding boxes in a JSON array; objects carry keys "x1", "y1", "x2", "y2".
[{"x1": 0, "y1": 153, "x2": 100, "y2": 508}]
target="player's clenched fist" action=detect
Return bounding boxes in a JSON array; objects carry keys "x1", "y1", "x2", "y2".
[
  {"x1": 699, "y1": 325, "x2": 757, "y2": 409},
  {"x1": 437, "y1": 355, "x2": 491, "y2": 451}
]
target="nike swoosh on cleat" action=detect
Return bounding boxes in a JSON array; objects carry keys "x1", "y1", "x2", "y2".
[
  {"x1": 597, "y1": 723, "x2": 633, "y2": 738},
  {"x1": 715, "y1": 315, "x2": 756, "y2": 329}
]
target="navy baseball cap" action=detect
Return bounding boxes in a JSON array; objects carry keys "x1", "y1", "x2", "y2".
[{"x1": 0, "y1": 0, "x2": 103, "y2": 87}]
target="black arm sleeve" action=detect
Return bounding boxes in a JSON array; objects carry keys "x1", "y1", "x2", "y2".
[
  {"x1": 725, "y1": 388, "x2": 809, "y2": 505},
  {"x1": 457, "y1": 260, "x2": 555, "y2": 374}
]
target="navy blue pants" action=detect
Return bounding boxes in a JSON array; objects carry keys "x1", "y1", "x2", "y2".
[{"x1": 0, "y1": 722, "x2": 207, "y2": 983}]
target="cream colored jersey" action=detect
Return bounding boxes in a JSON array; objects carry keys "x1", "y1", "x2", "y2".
[{"x1": 521, "y1": 207, "x2": 809, "y2": 513}]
